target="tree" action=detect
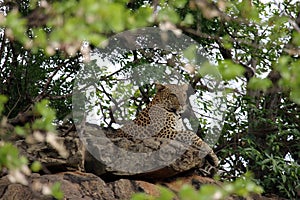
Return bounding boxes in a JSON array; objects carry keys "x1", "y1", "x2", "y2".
[{"x1": 0, "y1": 0, "x2": 299, "y2": 199}]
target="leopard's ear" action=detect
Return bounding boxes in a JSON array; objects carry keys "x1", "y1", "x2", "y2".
[{"x1": 155, "y1": 83, "x2": 165, "y2": 91}]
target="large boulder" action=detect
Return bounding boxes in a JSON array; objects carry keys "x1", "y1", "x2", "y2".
[{"x1": 82, "y1": 124, "x2": 218, "y2": 180}]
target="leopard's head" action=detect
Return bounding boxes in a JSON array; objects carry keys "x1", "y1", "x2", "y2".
[{"x1": 152, "y1": 83, "x2": 189, "y2": 114}]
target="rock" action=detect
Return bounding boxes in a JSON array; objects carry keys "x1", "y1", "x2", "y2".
[
  {"x1": 83, "y1": 124, "x2": 218, "y2": 180},
  {"x1": 0, "y1": 172, "x2": 159, "y2": 200},
  {"x1": 11, "y1": 123, "x2": 218, "y2": 180},
  {"x1": 0, "y1": 172, "x2": 281, "y2": 200},
  {"x1": 14, "y1": 127, "x2": 85, "y2": 173},
  {"x1": 3, "y1": 124, "x2": 286, "y2": 200},
  {"x1": 0, "y1": 172, "x2": 115, "y2": 200},
  {"x1": 0, "y1": 172, "x2": 221, "y2": 200}
]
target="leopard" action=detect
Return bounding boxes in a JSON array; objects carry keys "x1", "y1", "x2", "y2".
[{"x1": 108, "y1": 83, "x2": 219, "y2": 167}]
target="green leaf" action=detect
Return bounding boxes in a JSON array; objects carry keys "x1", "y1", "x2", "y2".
[
  {"x1": 5, "y1": 10, "x2": 28, "y2": 44},
  {"x1": 131, "y1": 193, "x2": 154, "y2": 200},
  {"x1": 131, "y1": 6, "x2": 153, "y2": 28},
  {"x1": 107, "y1": 4, "x2": 126, "y2": 32},
  {"x1": 14, "y1": 126, "x2": 27, "y2": 136},
  {"x1": 223, "y1": 35, "x2": 233, "y2": 49},
  {"x1": 218, "y1": 60, "x2": 245, "y2": 80},
  {"x1": 87, "y1": 34, "x2": 107, "y2": 47},
  {"x1": 157, "y1": 186, "x2": 175, "y2": 200},
  {"x1": 183, "y1": 44, "x2": 197, "y2": 62},
  {"x1": 179, "y1": 184, "x2": 199, "y2": 200},
  {"x1": 275, "y1": 56, "x2": 291, "y2": 80},
  {"x1": 198, "y1": 185, "x2": 223, "y2": 200},
  {"x1": 199, "y1": 62, "x2": 221, "y2": 79},
  {"x1": 182, "y1": 13, "x2": 194, "y2": 26},
  {"x1": 0, "y1": 143, "x2": 28, "y2": 169},
  {"x1": 29, "y1": 0, "x2": 39, "y2": 9},
  {"x1": 290, "y1": 91, "x2": 300, "y2": 105},
  {"x1": 236, "y1": 0, "x2": 259, "y2": 21},
  {"x1": 0, "y1": 95, "x2": 8, "y2": 114},
  {"x1": 157, "y1": 8, "x2": 180, "y2": 24},
  {"x1": 51, "y1": 182, "x2": 64, "y2": 200},
  {"x1": 292, "y1": 31, "x2": 300, "y2": 46},
  {"x1": 171, "y1": 0, "x2": 187, "y2": 8},
  {"x1": 31, "y1": 161, "x2": 42, "y2": 172},
  {"x1": 32, "y1": 100, "x2": 56, "y2": 131},
  {"x1": 248, "y1": 77, "x2": 272, "y2": 92}
]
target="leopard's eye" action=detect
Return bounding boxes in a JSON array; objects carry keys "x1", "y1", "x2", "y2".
[{"x1": 169, "y1": 94, "x2": 177, "y2": 99}]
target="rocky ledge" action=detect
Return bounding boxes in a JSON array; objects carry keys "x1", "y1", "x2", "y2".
[{"x1": 1, "y1": 124, "x2": 287, "y2": 200}]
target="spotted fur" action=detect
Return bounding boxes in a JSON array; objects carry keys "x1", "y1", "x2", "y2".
[{"x1": 111, "y1": 83, "x2": 218, "y2": 166}]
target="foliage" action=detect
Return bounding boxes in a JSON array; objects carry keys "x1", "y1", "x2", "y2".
[
  {"x1": 0, "y1": 97, "x2": 63, "y2": 198},
  {"x1": 0, "y1": 0, "x2": 153, "y2": 54},
  {"x1": 32, "y1": 100, "x2": 56, "y2": 131},
  {"x1": 218, "y1": 92, "x2": 300, "y2": 198},
  {"x1": 131, "y1": 172, "x2": 263, "y2": 200},
  {"x1": 0, "y1": 95, "x2": 8, "y2": 114},
  {"x1": 0, "y1": 142, "x2": 28, "y2": 171},
  {"x1": 51, "y1": 182, "x2": 64, "y2": 200}
]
